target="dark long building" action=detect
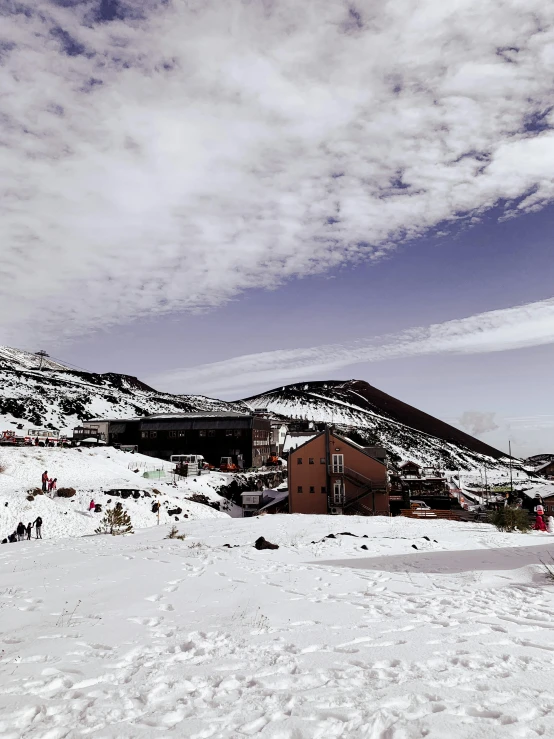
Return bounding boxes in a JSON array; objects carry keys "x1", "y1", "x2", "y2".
[
  {"x1": 75, "y1": 412, "x2": 272, "y2": 467},
  {"x1": 138, "y1": 412, "x2": 270, "y2": 467}
]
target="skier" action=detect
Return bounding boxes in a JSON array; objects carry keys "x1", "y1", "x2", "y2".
[
  {"x1": 34, "y1": 516, "x2": 43, "y2": 539},
  {"x1": 89, "y1": 499, "x2": 95, "y2": 512},
  {"x1": 41, "y1": 470, "x2": 48, "y2": 492},
  {"x1": 26, "y1": 522, "x2": 33, "y2": 540},
  {"x1": 16, "y1": 521, "x2": 25, "y2": 541}
]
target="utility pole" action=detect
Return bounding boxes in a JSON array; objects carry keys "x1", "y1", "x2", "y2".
[
  {"x1": 35, "y1": 350, "x2": 49, "y2": 370},
  {"x1": 508, "y1": 440, "x2": 514, "y2": 494},
  {"x1": 484, "y1": 463, "x2": 489, "y2": 507}
]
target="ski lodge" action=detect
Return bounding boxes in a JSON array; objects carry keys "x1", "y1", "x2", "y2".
[{"x1": 287, "y1": 429, "x2": 390, "y2": 515}]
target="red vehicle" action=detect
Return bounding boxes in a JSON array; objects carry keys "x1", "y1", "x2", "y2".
[{"x1": 220, "y1": 457, "x2": 238, "y2": 473}]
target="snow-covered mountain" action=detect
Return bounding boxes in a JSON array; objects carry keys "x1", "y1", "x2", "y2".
[
  {"x1": 243, "y1": 380, "x2": 514, "y2": 472},
  {"x1": 1, "y1": 346, "x2": 519, "y2": 473},
  {"x1": 0, "y1": 347, "x2": 240, "y2": 433}
]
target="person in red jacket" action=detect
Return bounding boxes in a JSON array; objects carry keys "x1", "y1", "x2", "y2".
[
  {"x1": 89, "y1": 499, "x2": 95, "y2": 512},
  {"x1": 41, "y1": 471, "x2": 48, "y2": 492}
]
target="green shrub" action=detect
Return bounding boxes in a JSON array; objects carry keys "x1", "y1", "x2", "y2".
[
  {"x1": 95, "y1": 507, "x2": 134, "y2": 536},
  {"x1": 488, "y1": 506, "x2": 530, "y2": 533},
  {"x1": 165, "y1": 525, "x2": 186, "y2": 540}
]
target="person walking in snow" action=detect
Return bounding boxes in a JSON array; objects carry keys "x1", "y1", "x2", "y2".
[
  {"x1": 48, "y1": 478, "x2": 57, "y2": 494},
  {"x1": 34, "y1": 516, "x2": 43, "y2": 539},
  {"x1": 26, "y1": 522, "x2": 33, "y2": 540},
  {"x1": 16, "y1": 521, "x2": 25, "y2": 541},
  {"x1": 89, "y1": 499, "x2": 95, "y2": 512},
  {"x1": 534, "y1": 504, "x2": 547, "y2": 532},
  {"x1": 41, "y1": 471, "x2": 48, "y2": 492}
]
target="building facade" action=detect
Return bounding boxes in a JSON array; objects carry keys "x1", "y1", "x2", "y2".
[
  {"x1": 137, "y1": 412, "x2": 271, "y2": 468},
  {"x1": 288, "y1": 429, "x2": 389, "y2": 516},
  {"x1": 270, "y1": 422, "x2": 289, "y2": 456},
  {"x1": 73, "y1": 418, "x2": 141, "y2": 446}
]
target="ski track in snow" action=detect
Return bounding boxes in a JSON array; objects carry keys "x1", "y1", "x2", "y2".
[{"x1": 1, "y1": 516, "x2": 554, "y2": 737}]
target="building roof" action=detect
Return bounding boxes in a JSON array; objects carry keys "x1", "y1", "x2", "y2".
[
  {"x1": 258, "y1": 489, "x2": 289, "y2": 511},
  {"x1": 84, "y1": 417, "x2": 141, "y2": 423},
  {"x1": 534, "y1": 460, "x2": 554, "y2": 472},
  {"x1": 283, "y1": 432, "x2": 318, "y2": 453},
  {"x1": 287, "y1": 429, "x2": 386, "y2": 467},
  {"x1": 521, "y1": 484, "x2": 554, "y2": 500},
  {"x1": 146, "y1": 412, "x2": 249, "y2": 420}
]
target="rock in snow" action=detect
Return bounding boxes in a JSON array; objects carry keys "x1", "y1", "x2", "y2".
[{"x1": 254, "y1": 535, "x2": 279, "y2": 550}]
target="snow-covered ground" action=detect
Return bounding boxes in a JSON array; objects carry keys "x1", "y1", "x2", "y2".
[
  {"x1": 2, "y1": 514, "x2": 554, "y2": 737},
  {"x1": 0, "y1": 447, "x2": 244, "y2": 539}
]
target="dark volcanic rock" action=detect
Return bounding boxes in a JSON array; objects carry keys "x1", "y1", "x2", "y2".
[{"x1": 254, "y1": 536, "x2": 279, "y2": 550}]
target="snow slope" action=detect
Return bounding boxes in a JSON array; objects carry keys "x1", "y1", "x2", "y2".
[
  {"x1": 0, "y1": 346, "x2": 243, "y2": 434},
  {"x1": 1, "y1": 515, "x2": 554, "y2": 738},
  {"x1": 0, "y1": 447, "x2": 239, "y2": 539}
]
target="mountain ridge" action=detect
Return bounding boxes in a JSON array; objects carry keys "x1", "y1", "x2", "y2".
[
  {"x1": 243, "y1": 379, "x2": 504, "y2": 459},
  {"x1": 0, "y1": 346, "x2": 511, "y2": 471}
]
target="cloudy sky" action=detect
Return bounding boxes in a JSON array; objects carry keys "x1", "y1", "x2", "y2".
[{"x1": 2, "y1": 0, "x2": 554, "y2": 456}]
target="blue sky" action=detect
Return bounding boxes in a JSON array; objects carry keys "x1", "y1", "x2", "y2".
[{"x1": 1, "y1": 0, "x2": 554, "y2": 457}]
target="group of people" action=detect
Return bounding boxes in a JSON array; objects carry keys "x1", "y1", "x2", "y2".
[
  {"x1": 41, "y1": 470, "x2": 57, "y2": 494},
  {"x1": 3, "y1": 517, "x2": 42, "y2": 544},
  {"x1": 34, "y1": 437, "x2": 56, "y2": 447}
]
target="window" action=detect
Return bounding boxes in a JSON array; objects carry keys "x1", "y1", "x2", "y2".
[
  {"x1": 297, "y1": 457, "x2": 302, "y2": 464},
  {"x1": 150, "y1": 431, "x2": 157, "y2": 439},
  {"x1": 333, "y1": 480, "x2": 344, "y2": 504},
  {"x1": 226, "y1": 429, "x2": 233, "y2": 436},
  {"x1": 309, "y1": 486, "x2": 315, "y2": 494},
  {"x1": 332, "y1": 454, "x2": 344, "y2": 473},
  {"x1": 199, "y1": 430, "x2": 206, "y2": 437},
  {"x1": 208, "y1": 430, "x2": 215, "y2": 437},
  {"x1": 169, "y1": 431, "x2": 177, "y2": 438},
  {"x1": 320, "y1": 458, "x2": 326, "y2": 464},
  {"x1": 234, "y1": 429, "x2": 242, "y2": 437},
  {"x1": 321, "y1": 486, "x2": 327, "y2": 494},
  {"x1": 297, "y1": 486, "x2": 303, "y2": 493},
  {"x1": 141, "y1": 431, "x2": 148, "y2": 439},
  {"x1": 178, "y1": 431, "x2": 186, "y2": 438},
  {"x1": 309, "y1": 458, "x2": 314, "y2": 465}
]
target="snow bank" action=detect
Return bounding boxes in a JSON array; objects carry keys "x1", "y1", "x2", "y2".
[{"x1": 0, "y1": 515, "x2": 553, "y2": 737}]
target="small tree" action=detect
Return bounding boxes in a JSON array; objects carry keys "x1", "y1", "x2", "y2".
[
  {"x1": 488, "y1": 506, "x2": 530, "y2": 533},
  {"x1": 166, "y1": 525, "x2": 186, "y2": 540},
  {"x1": 95, "y1": 506, "x2": 134, "y2": 536}
]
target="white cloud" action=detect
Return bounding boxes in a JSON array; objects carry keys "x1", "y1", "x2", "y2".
[
  {"x1": 2, "y1": 1, "x2": 554, "y2": 343},
  {"x1": 149, "y1": 297, "x2": 554, "y2": 394},
  {"x1": 458, "y1": 411, "x2": 499, "y2": 437}
]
